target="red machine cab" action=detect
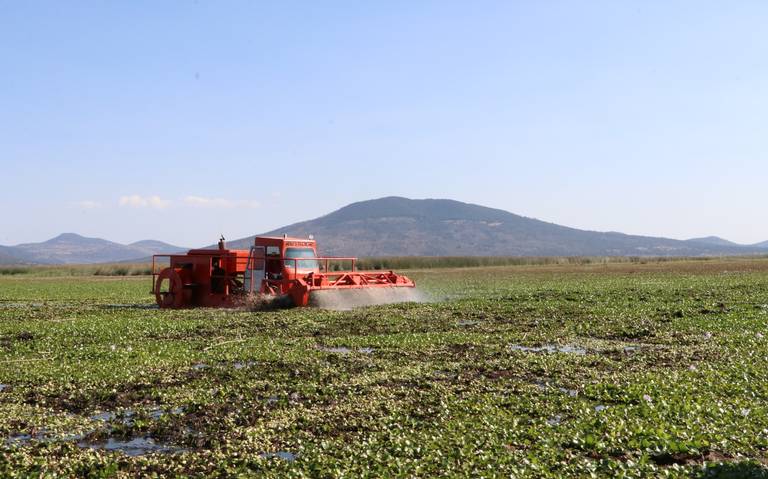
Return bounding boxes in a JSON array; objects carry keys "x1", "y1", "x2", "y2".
[{"x1": 151, "y1": 235, "x2": 414, "y2": 308}]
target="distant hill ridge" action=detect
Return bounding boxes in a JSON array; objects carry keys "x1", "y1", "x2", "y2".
[
  {"x1": 1, "y1": 233, "x2": 187, "y2": 265},
  {"x1": 224, "y1": 197, "x2": 768, "y2": 257},
  {"x1": 3, "y1": 197, "x2": 767, "y2": 264},
  {"x1": 686, "y1": 236, "x2": 741, "y2": 247}
]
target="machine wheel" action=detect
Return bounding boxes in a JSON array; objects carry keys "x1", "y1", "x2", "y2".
[{"x1": 155, "y1": 268, "x2": 184, "y2": 308}]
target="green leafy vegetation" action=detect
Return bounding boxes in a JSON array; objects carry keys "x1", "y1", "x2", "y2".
[{"x1": 1, "y1": 260, "x2": 768, "y2": 477}]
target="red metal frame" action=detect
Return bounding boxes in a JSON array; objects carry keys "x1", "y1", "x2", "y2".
[{"x1": 151, "y1": 236, "x2": 414, "y2": 308}]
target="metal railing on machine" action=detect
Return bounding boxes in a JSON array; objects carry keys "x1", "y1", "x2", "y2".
[{"x1": 151, "y1": 253, "x2": 252, "y2": 295}]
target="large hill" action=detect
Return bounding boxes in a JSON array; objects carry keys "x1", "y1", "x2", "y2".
[
  {"x1": 685, "y1": 236, "x2": 740, "y2": 247},
  {"x1": 0, "y1": 245, "x2": 33, "y2": 264},
  {"x1": 4, "y1": 198, "x2": 768, "y2": 264},
  {"x1": 2, "y1": 233, "x2": 187, "y2": 264},
  {"x1": 222, "y1": 197, "x2": 768, "y2": 257}
]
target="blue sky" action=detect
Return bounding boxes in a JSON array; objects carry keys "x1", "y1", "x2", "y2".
[{"x1": 2, "y1": 1, "x2": 767, "y2": 247}]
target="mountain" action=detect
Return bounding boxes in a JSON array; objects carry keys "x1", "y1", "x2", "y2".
[
  {"x1": 1, "y1": 233, "x2": 187, "y2": 264},
  {"x1": 222, "y1": 197, "x2": 768, "y2": 257},
  {"x1": 685, "y1": 237, "x2": 768, "y2": 249},
  {"x1": 686, "y1": 236, "x2": 740, "y2": 247},
  {"x1": 128, "y1": 240, "x2": 188, "y2": 257},
  {"x1": 0, "y1": 245, "x2": 33, "y2": 264},
  {"x1": 6, "y1": 198, "x2": 766, "y2": 264}
]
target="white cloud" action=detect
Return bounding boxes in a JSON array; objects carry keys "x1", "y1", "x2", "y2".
[
  {"x1": 183, "y1": 196, "x2": 260, "y2": 209},
  {"x1": 72, "y1": 200, "x2": 102, "y2": 209},
  {"x1": 118, "y1": 195, "x2": 170, "y2": 209}
]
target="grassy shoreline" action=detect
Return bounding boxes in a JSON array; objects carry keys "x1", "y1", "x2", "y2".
[{"x1": 3, "y1": 254, "x2": 768, "y2": 277}]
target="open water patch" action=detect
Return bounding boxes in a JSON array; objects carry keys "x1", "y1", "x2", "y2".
[
  {"x1": 90, "y1": 411, "x2": 121, "y2": 423},
  {"x1": 558, "y1": 387, "x2": 579, "y2": 397},
  {"x1": 5, "y1": 430, "x2": 86, "y2": 447},
  {"x1": 6, "y1": 406, "x2": 188, "y2": 454},
  {"x1": 531, "y1": 378, "x2": 579, "y2": 397},
  {"x1": 90, "y1": 406, "x2": 184, "y2": 424},
  {"x1": 260, "y1": 451, "x2": 297, "y2": 461},
  {"x1": 233, "y1": 361, "x2": 257, "y2": 370},
  {"x1": 78, "y1": 437, "x2": 187, "y2": 456},
  {"x1": 510, "y1": 344, "x2": 587, "y2": 355},
  {"x1": 5, "y1": 433, "x2": 36, "y2": 446},
  {"x1": 315, "y1": 345, "x2": 375, "y2": 354},
  {"x1": 457, "y1": 320, "x2": 480, "y2": 326},
  {"x1": 533, "y1": 379, "x2": 549, "y2": 390},
  {"x1": 546, "y1": 415, "x2": 562, "y2": 426}
]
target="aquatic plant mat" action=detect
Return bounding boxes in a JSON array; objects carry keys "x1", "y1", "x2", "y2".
[{"x1": 2, "y1": 259, "x2": 768, "y2": 477}]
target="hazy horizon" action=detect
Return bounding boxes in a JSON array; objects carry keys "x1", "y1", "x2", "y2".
[
  {"x1": 3, "y1": 2, "x2": 767, "y2": 246},
  {"x1": 2, "y1": 195, "x2": 765, "y2": 248}
]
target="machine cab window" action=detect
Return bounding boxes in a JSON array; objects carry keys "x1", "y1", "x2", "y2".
[
  {"x1": 265, "y1": 246, "x2": 282, "y2": 279},
  {"x1": 284, "y1": 247, "x2": 319, "y2": 272},
  {"x1": 210, "y1": 257, "x2": 226, "y2": 293}
]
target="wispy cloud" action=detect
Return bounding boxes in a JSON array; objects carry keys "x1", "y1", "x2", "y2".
[
  {"x1": 72, "y1": 200, "x2": 102, "y2": 209},
  {"x1": 183, "y1": 196, "x2": 260, "y2": 209},
  {"x1": 118, "y1": 195, "x2": 171, "y2": 209}
]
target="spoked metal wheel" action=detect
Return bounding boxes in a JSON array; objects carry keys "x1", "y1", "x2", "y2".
[{"x1": 155, "y1": 268, "x2": 184, "y2": 308}]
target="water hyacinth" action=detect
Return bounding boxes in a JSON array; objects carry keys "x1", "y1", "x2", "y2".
[{"x1": 1, "y1": 260, "x2": 768, "y2": 476}]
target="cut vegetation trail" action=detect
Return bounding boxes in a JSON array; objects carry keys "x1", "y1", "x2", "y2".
[{"x1": 2, "y1": 260, "x2": 768, "y2": 477}]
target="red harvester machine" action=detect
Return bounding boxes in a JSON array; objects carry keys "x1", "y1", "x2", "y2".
[{"x1": 151, "y1": 236, "x2": 416, "y2": 308}]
